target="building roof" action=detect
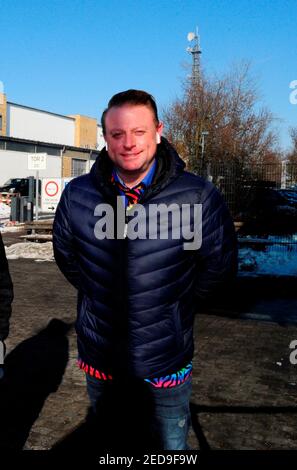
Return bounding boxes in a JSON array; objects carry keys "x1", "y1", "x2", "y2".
[
  {"x1": 7, "y1": 101, "x2": 76, "y2": 121},
  {"x1": 0, "y1": 135, "x2": 101, "y2": 155}
]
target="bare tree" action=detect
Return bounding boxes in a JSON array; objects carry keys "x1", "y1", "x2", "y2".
[{"x1": 163, "y1": 63, "x2": 279, "y2": 173}]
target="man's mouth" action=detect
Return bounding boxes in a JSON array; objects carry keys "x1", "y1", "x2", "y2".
[{"x1": 121, "y1": 151, "x2": 142, "y2": 157}]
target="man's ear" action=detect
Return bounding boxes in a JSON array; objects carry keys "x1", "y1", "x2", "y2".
[
  {"x1": 105, "y1": 141, "x2": 108, "y2": 151},
  {"x1": 156, "y1": 122, "x2": 164, "y2": 143}
]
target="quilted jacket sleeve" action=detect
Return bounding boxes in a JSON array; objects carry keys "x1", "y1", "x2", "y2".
[
  {"x1": 0, "y1": 233, "x2": 13, "y2": 341},
  {"x1": 53, "y1": 184, "x2": 80, "y2": 290},
  {"x1": 195, "y1": 181, "x2": 238, "y2": 301}
]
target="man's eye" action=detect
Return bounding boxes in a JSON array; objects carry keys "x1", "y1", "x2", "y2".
[
  {"x1": 135, "y1": 130, "x2": 145, "y2": 136},
  {"x1": 112, "y1": 133, "x2": 122, "y2": 139}
]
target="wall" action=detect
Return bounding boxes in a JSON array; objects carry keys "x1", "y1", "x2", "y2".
[
  {"x1": 7, "y1": 103, "x2": 75, "y2": 146},
  {"x1": 97, "y1": 125, "x2": 105, "y2": 150},
  {"x1": 71, "y1": 115, "x2": 97, "y2": 148},
  {"x1": 0, "y1": 149, "x2": 62, "y2": 185},
  {"x1": 62, "y1": 149, "x2": 89, "y2": 177},
  {"x1": 0, "y1": 93, "x2": 7, "y2": 137}
]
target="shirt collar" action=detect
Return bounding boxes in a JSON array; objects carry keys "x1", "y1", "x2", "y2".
[{"x1": 113, "y1": 158, "x2": 157, "y2": 189}]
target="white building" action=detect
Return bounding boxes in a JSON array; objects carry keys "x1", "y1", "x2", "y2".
[{"x1": 0, "y1": 92, "x2": 105, "y2": 185}]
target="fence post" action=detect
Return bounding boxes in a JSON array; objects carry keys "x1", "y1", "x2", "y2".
[{"x1": 281, "y1": 160, "x2": 288, "y2": 189}]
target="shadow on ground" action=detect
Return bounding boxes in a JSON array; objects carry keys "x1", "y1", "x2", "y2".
[
  {"x1": 52, "y1": 399, "x2": 297, "y2": 452},
  {"x1": 190, "y1": 403, "x2": 297, "y2": 450},
  {"x1": 202, "y1": 276, "x2": 297, "y2": 326},
  {"x1": 0, "y1": 319, "x2": 71, "y2": 450},
  {"x1": 51, "y1": 376, "x2": 163, "y2": 453}
]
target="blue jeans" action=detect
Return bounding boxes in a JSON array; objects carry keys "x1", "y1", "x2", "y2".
[{"x1": 86, "y1": 374, "x2": 192, "y2": 450}]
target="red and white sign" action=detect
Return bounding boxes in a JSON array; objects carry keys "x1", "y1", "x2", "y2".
[
  {"x1": 41, "y1": 178, "x2": 62, "y2": 212},
  {"x1": 45, "y1": 180, "x2": 59, "y2": 197}
]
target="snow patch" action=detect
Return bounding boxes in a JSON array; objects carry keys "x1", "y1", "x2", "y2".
[
  {"x1": 5, "y1": 241, "x2": 54, "y2": 261},
  {"x1": 0, "y1": 202, "x2": 11, "y2": 220},
  {"x1": 239, "y1": 247, "x2": 297, "y2": 276}
]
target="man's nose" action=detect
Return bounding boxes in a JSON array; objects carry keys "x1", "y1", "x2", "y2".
[{"x1": 124, "y1": 133, "x2": 136, "y2": 148}]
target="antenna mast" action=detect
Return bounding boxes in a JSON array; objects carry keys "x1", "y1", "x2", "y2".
[{"x1": 186, "y1": 26, "x2": 202, "y2": 85}]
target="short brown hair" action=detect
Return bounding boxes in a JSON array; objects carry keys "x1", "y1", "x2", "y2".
[{"x1": 101, "y1": 89, "x2": 159, "y2": 135}]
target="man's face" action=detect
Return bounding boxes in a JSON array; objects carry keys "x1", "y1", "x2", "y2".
[{"x1": 104, "y1": 104, "x2": 163, "y2": 177}]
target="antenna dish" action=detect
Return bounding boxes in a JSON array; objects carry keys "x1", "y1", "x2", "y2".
[{"x1": 187, "y1": 32, "x2": 196, "y2": 42}]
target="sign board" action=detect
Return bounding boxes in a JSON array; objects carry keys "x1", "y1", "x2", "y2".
[
  {"x1": 28, "y1": 153, "x2": 47, "y2": 170},
  {"x1": 41, "y1": 178, "x2": 62, "y2": 212}
]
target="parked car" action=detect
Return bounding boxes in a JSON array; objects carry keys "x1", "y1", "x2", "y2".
[
  {"x1": 0, "y1": 178, "x2": 41, "y2": 198},
  {"x1": 0, "y1": 178, "x2": 31, "y2": 196},
  {"x1": 239, "y1": 187, "x2": 297, "y2": 234}
]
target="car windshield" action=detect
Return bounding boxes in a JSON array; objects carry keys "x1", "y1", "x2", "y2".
[{"x1": 3, "y1": 179, "x2": 22, "y2": 185}]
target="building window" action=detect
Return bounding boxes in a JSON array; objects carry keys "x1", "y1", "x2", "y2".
[
  {"x1": 6, "y1": 141, "x2": 36, "y2": 152},
  {"x1": 0, "y1": 115, "x2": 2, "y2": 131},
  {"x1": 71, "y1": 158, "x2": 87, "y2": 177},
  {"x1": 36, "y1": 145, "x2": 61, "y2": 156}
]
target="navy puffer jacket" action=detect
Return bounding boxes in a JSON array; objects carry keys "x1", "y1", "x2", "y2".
[{"x1": 53, "y1": 138, "x2": 237, "y2": 379}]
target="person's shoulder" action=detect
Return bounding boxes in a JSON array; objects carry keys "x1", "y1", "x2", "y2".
[
  {"x1": 67, "y1": 173, "x2": 92, "y2": 188},
  {"x1": 179, "y1": 170, "x2": 213, "y2": 192},
  {"x1": 58, "y1": 174, "x2": 93, "y2": 208},
  {"x1": 182, "y1": 170, "x2": 206, "y2": 185},
  {"x1": 62, "y1": 173, "x2": 92, "y2": 194},
  {"x1": 179, "y1": 171, "x2": 223, "y2": 205}
]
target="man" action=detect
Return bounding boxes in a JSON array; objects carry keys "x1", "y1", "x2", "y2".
[
  {"x1": 53, "y1": 89, "x2": 237, "y2": 450},
  {"x1": 0, "y1": 233, "x2": 13, "y2": 378}
]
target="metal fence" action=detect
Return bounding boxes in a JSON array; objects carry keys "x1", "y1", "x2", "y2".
[
  {"x1": 197, "y1": 161, "x2": 297, "y2": 218},
  {"x1": 238, "y1": 234, "x2": 297, "y2": 254}
]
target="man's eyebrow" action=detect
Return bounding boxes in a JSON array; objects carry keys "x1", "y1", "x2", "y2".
[{"x1": 109, "y1": 126, "x2": 148, "y2": 132}]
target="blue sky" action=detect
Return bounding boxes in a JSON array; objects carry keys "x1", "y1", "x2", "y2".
[{"x1": 0, "y1": 0, "x2": 296, "y2": 151}]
